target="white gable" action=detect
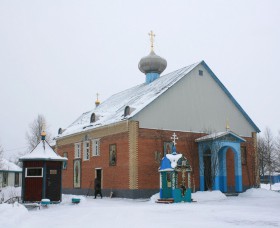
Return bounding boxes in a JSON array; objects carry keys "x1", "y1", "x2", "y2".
[{"x1": 133, "y1": 63, "x2": 258, "y2": 137}]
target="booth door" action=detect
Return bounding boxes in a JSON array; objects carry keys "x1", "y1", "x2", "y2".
[
  {"x1": 46, "y1": 166, "x2": 61, "y2": 201},
  {"x1": 161, "y1": 172, "x2": 172, "y2": 198}
]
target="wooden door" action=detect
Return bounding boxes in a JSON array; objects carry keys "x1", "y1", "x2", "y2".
[{"x1": 46, "y1": 165, "x2": 61, "y2": 201}]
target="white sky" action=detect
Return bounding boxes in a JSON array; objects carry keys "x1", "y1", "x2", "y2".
[{"x1": 0, "y1": 0, "x2": 279, "y2": 158}]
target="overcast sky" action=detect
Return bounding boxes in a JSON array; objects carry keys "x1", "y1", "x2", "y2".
[{"x1": 0, "y1": 0, "x2": 279, "y2": 158}]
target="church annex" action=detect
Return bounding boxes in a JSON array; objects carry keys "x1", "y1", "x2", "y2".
[{"x1": 56, "y1": 33, "x2": 260, "y2": 198}]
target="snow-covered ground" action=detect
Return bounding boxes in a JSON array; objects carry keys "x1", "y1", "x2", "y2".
[
  {"x1": 261, "y1": 182, "x2": 280, "y2": 191},
  {"x1": 1, "y1": 185, "x2": 280, "y2": 228}
]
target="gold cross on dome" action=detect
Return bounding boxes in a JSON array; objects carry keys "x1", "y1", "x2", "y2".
[{"x1": 148, "y1": 30, "x2": 155, "y2": 51}]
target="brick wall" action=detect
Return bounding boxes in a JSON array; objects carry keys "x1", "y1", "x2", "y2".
[
  {"x1": 57, "y1": 131, "x2": 130, "y2": 191},
  {"x1": 137, "y1": 129, "x2": 203, "y2": 190},
  {"x1": 57, "y1": 123, "x2": 258, "y2": 196}
]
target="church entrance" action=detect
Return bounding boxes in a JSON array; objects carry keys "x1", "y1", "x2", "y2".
[
  {"x1": 95, "y1": 168, "x2": 102, "y2": 187},
  {"x1": 196, "y1": 131, "x2": 245, "y2": 193},
  {"x1": 226, "y1": 148, "x2": 236, "y2": 192}
]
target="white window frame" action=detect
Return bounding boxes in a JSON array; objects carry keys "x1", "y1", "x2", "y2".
[
  {"x1": 75, "y1": 143, "x2": 81, "y2": 159},
  {"x1": 25, "y1": 167, "x2": 43, "y2": 178},
  {"x1": 92, "y1": 139, "x2": 100, "y2": 156},
  {"x1": 83, "y1": 141, "x2": 90, "y2": 161}
]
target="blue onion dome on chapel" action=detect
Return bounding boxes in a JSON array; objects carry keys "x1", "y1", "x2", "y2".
[
  {"x1": 138, "y1": 31, "x2": 167, "y2": 84},
  {"x1": 138, "y1": 50, "x2": 167, "y2": 74}
]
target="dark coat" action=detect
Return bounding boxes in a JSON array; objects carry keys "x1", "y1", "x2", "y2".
[{"x1": 94, "y1": 179, "x2": 101, "y2": 191}]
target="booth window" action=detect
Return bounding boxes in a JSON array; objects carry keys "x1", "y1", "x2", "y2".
[{"x1": 25, "y1": 168, "x2": 43, "y2": 177}]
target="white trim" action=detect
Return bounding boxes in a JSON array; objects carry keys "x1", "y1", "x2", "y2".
[{"x1": 25, "y1": 167, "x2": 43, "y2": 178}]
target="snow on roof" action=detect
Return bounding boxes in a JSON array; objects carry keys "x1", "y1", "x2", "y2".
[
  {"x1": 57, "y1": 61, "x2": 201, "y2": 138},
  {"x1": 0, "y1": 158, "x2": 22, "y2": 172},
  {"x1": 19, "y1": 140, "x2": 67, "y2": 161},
  {"x1": 195, "y1": 131, "x2": 246, "y2": 142}
]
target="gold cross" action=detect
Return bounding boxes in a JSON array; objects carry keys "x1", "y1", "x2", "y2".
[{"x1": 148, "y1": 30, "x2": 155, "y2": 51}]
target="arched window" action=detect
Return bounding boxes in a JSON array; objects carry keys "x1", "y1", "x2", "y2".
[
  {"x1": 124, "y1": 106, "x2": 130, "y2": 117},
  {"x1": 90, "y1": 113, "x2": 96, "y2": 123},
  {"x1": 58, "y1": 128, "x2": 62, "y2": 135}
]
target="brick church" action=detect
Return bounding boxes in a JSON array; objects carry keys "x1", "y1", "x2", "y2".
[{"x1": 56, "y1": 32, "x2": 260, "y2": 198}]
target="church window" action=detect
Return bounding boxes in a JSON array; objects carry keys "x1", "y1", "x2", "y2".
[
  {"x1": 63, "y1": 152, "x2": 68, "y2": 169},
  {"x1": 83, "y1": 141, "x2": 90, "y2": 161},
  {"x1": 241, "y1": 146, "x2": 247, "y2": 165},
  {"x1": 73, "y1": 159, "x2": 81, "y2": 188},
  {"x1": 109, "y1": 144, "x2": 117, "y2": 166},
  {"x1": 75, "y1": 143, "x2": 81, "y2": 158},
  {"x1": 90, "y1": 113, "x2": 96, "y2": 123},
  {"x1": 199, "y1": 70, "x2": 203, "y2": 76},
  {"x1": 92, "y1": 139, "x2": 100, "y2": 156},
  {"x1": 124, "y1": 106, "x2": 130, "y2": 117}
]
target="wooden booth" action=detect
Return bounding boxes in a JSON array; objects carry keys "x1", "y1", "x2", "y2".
[{"x1": 19, "y1": 131, "x2": 67, "y2": 203}]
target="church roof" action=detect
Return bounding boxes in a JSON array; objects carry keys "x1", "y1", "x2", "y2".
[
  {"x1": 0, "y1": 158, "x2": 22, "y2": 172},
  {"x1": 57, "y1": 61, "x2": 201, "y2": 138},
  {"x1": 57, "y1": 60, "x2": 260, "y2": 139},
  {"x1": 19, "y1": 141, "x2": 67, "y2": 161}
]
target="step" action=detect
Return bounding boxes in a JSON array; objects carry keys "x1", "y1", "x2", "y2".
[
  {"x1": 224, "y1": 192, "x2": 239, "y2": 197},
  {"x1": 156, "y1": 198, "x2": 174, "y2": 204}
]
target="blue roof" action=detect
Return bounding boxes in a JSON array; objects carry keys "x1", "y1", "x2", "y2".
[{"x1": 159, "y1": 156, "x2": 173, "y2": 172}]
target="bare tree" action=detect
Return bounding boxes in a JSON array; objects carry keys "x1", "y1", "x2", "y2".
[
  {"x1": 258, "y1": 136, "x2": 266, "y2": 179},
  {"x1": 258, "y1": 128, "x2": 278, "y2": 190},
  {"x1": 274, "y1": 132, "x2": 280, "y2": 172},
  {"x1": 0, "y1": 144, "x2": 4, "y2": 190},
  {"x1": 25, "y1": 114, "x2": 52, "y2": 152},
  {"x1": 0, "y1": 144, "x2": 3, "y2": 169}
]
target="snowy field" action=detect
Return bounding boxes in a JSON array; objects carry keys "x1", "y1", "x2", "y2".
[{"x1": 1, "y1": 184, "x2": 280, "y2": 228}]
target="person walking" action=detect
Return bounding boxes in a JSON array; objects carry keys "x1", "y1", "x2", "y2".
[{"x1": 94, "y1": 178, "x2": 102, "y2": 199}]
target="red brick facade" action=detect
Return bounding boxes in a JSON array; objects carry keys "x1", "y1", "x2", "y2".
[{"x1": 56, "y1": 123, "x2": 257, "y2": 198}]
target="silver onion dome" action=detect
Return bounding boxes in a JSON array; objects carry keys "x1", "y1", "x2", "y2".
[{"x1": 138, "y1": 50, "x2": 167, "y2": 75}]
